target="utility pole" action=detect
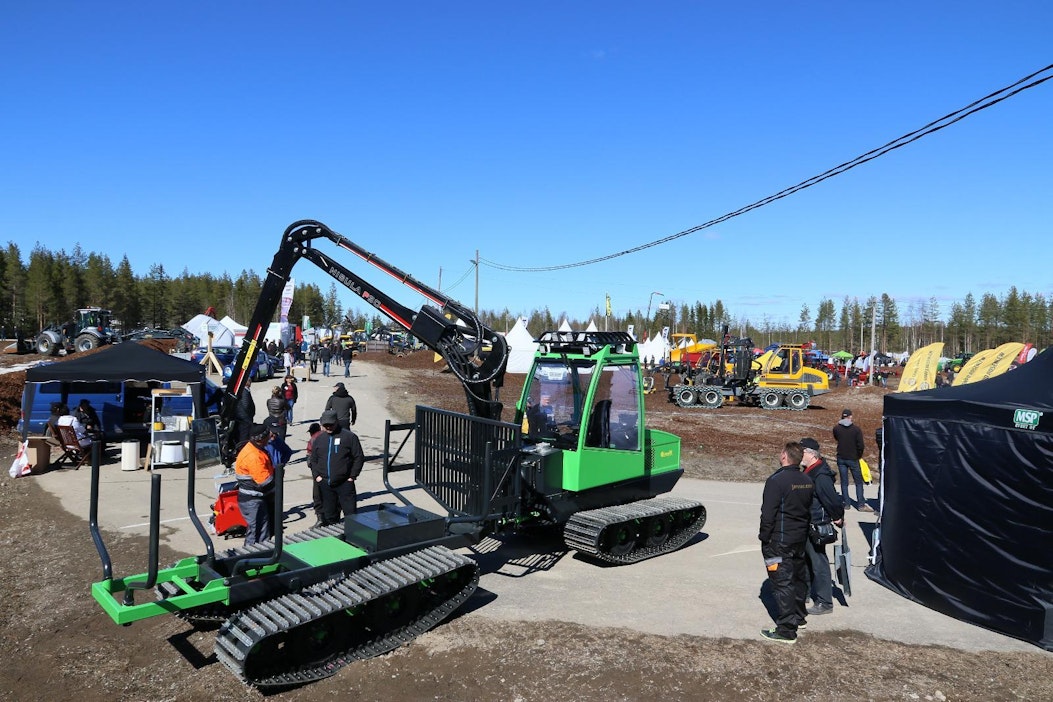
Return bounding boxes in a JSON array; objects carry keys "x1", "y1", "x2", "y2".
[
  {"x1": 869, "y1": 303, "x2": 878, "y2": 386},
  {"x1": 473, "y1": 250, "x2": 479, "y2": 315}
]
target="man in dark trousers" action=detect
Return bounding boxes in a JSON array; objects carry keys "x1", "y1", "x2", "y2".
[
  {"x1": 833, "y1": 408, "x2": 871, "y2": 511},
  {"x1": 324, "y1": 382, "x2": 357, "y2": 431},
  {"x1": 341, "y1": 343, "x2": 354, "y2": 378},
  {"x1": 799, "y1": 437, "x2": 845, "y2": 616},
  {"x1": 758, "y1": 441, "x2": 814, "y2": 644},
  {"x1": 319, "y1": 344, "x2": 332, "y2": 377},
  {"x1": 308, "y1": 409, "x2": 364, "y2": 526}
]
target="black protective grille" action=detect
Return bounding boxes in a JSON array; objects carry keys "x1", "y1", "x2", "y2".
[{"x1": 414, "y1": 406, "x2": 522, "y2": 518}]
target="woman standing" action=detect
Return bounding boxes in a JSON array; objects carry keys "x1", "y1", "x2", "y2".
[
  {"x1": 266, "y1": 385, "x2": 288, "y2": 439},
  {"x1": 281, "y1": 375, "x2": 298, "y2": 425}
]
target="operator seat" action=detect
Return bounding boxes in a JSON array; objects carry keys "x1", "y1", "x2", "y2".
[{"x1": 585, "y1": 399, "x2": 611, "y2": 448}]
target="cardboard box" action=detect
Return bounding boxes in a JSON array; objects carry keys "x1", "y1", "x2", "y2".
[{"x1": 25, "y1": 437, "x2": 52, "y2": 473}]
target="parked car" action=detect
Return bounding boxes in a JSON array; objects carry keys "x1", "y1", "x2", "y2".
[
  {"x1": 190, "y1": 345, "x2": 239, "y2": 367},
  {"x1": 222, "y1": 349, "x2": 274, "y2": 382},
  {"x1": 18, "y1": 378, "x2": 222, "y2": 441}
]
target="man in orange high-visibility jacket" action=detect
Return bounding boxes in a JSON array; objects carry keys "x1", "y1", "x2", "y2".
[{"x1": 235, "y1": 423, "x2": 276, "y2": 546}]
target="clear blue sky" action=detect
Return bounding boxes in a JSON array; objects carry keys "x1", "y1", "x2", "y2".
[{"x1": 3, "y1": 2, "x2": 1051, "y2": 331}]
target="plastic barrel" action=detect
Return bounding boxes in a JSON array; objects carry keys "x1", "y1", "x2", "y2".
[{"x1": 121, "y1": 440, "x2": 140, "y2": 471}]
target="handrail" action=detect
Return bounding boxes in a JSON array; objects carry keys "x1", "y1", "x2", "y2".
[
  {"x1": 88, "y1": 438, "x2": 112, "y2": 581},
  {"x1": 185, "y1": 433, "x2": 215, "y2": 566},
  {"x1": 122, "y1": 473, "x2": 161, "y2": 604}
]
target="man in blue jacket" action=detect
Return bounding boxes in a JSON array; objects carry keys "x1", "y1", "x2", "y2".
[
  {"x1": 758, "y1": 441, "x2": 814, "y2": 643},
  {"x1": 308, "y1": 409, "x2": 365, "y2": 526}
]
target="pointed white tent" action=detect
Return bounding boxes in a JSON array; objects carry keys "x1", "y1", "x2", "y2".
[
  {"x1": 504, "y1": 318, "x2": 539, "y2": 374},
  {"x1": 219, "y1": 315, "x2": 248, "y2": 345},
  {"x1": 585, "y1": 319, "x2": 598, "y2": 332},
  {"x1": 558, "y1": 319, "x2": 573, "y2": 332},
  {"x1": 637, "y1": 334, "x2": 671, "y2": 364},
  {"x1": 182, "y1": 313, "x2": 235, "y2": 347}
]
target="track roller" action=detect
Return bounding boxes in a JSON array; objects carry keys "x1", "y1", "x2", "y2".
[{"x1": 563, "y1": 496, "x2": 706, "y2": 565}]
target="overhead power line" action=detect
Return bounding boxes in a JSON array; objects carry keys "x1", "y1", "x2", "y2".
[{"x1": 481, "y1": 62, "x2": 1053, "y2": 273}]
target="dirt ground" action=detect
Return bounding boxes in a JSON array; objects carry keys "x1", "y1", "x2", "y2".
[{"x1": 1, "y1": 345, "x2": 1051, "y2": 701}]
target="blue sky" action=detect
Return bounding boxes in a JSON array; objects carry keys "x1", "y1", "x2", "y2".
[{"x1": 3, "y1": 2, "x2": 1051, "y2": 330}]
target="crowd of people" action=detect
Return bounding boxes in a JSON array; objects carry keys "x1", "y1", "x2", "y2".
[
  {"x1": 263, "y1": 337, "x2": 359, "y2": 378},
  {"x1": 232, "y1": 373, "x2": 364, "y2": 544},
  {"x1": 758, "y1": 407, "x2": 873, "y2": 644}
]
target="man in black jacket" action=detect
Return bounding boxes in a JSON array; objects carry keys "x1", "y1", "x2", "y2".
[
  {"x1": 759, "y1": 441, "x2": 814, "y2": 643},
  {"x1": 833, "y1": 408, "x2": 871, "y2": 511},
  {"x1": 324, "y1": 382, "x2": 357, "y2": 431},
  {"x1": 308, "y1": 409, "x2": 365, "y2": 526},
  {"x1": 799, "y1": 437, "x2": 845, "y2": 615}
]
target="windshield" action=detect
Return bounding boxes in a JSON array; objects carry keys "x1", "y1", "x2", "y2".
[{"x1": 521, "y1": 359, "x2": 595, "y2": 447}]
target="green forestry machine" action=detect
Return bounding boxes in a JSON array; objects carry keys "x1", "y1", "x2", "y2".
[{"x1": 86, "y1": 220, "x2": 705, "y2": 688}]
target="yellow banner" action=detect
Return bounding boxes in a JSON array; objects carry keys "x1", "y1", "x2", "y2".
[
  {"x1": 954, "y1": 348, "x2": 995, "y2": 385},
  {"x1": 897, "y1": 342, "x2": 943, "y2": 392},
  {"x1": 954, "y1": 342, "x2": 1024, "y2": 386}
]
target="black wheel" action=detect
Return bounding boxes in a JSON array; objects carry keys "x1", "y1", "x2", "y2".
[
  {"x1": 75, "y1": 334, "x2": 99, "y2": 352},
  {"x1": 603, "y1": 523, "x2": 638, "y2": 556},
  {"x1": 643, "y1": 514, "x2": 673, "y2": 548},
  {"x1": 759, "y1": 391, "x2": 783, "y2": 409},
  {"x1": 675, "y1": 387, "x2": 698, "y2": 407},
  {"x1": 701, "y1": 389, "x2": 723, "y2": 408},
  {"x1": 786, "y1": 392, "x2": 809, "y2": 411},
  {"x1": 36, "y1": 335, "x2": 57, "y2": 356}
]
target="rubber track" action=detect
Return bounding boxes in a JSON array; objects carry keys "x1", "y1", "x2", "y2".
[
  {"x1": 563, "y1": 496, "x2": 706, "y2": 565},
  {"x1": 155, "y1": 524, "x2": 348, "y2": 623},
  {"x1": 213, "y1": 545, "x2": 478, "y2": 688}
]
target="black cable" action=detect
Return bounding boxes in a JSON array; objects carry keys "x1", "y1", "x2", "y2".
[{"x1": 481, "y1": 63, "x2": 1053, "y2": 273}]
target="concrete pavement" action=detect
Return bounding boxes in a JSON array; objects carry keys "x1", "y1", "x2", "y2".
[{"x1": 28, "y1": 358, "x2": 1037, "y2": 654}]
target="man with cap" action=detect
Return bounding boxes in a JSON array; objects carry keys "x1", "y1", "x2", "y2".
[
  {"x1": 309, "y1": 409, "x2": 365, "y2": 526},
  {"x1": 833, "y1": 408, "x2": 870, "y2": 511},
  {"x1": 235, "y1": 423, "x2": 276, "y2": 546},
  {"x1": 324, "y1": 382, "x2": 357, "y2": 431},
  {"x1": 799, "y1": 437, "x2": 845, "y2": 615}
]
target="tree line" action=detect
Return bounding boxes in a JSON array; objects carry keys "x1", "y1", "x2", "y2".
[{"x1": 1, "y1": 242, "x2": 1048, "y2": 355}]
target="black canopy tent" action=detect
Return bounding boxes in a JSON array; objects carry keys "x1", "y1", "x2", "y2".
[
  {"x1": 21, "y1": 342, "x2": 210, "y2": 440},
  {"x1": 25, "y1": 341, "x2": 205, "y2": 384},
  {"x1": 867, "y1": 348, "x2": 1053, "y2": 650}
]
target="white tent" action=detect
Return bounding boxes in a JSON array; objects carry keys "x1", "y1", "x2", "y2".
[
  {"x1": 558, "y1": 319, "x2": 573, "y2": 332},
  {"x1": 182, "y1": 313, "x2": 235, "y2": 347},
  {"x1": 585, "y1": 319, "x2": 598, "y2": 332},
  {"x1": 637, "y1": 333, "x2": 670, "y2": 364},
  {"x1": 504, "y1": 318, "x2": 539, "y2": 374},
  {"x1": 219, "y1": 315, "x2": 248, "y2": 345}
]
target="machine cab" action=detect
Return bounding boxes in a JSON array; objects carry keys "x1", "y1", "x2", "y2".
[
  {"x1": 518, "y1": 357, "x2": 642, "y2": 453},
  {"x1": 513, "y1": 331, "x2": 659, "y2": 493}
]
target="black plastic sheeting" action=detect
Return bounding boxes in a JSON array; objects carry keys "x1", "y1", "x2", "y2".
[{"x1": 866, "y1": 348, "x2": 1053, "y2": 651}]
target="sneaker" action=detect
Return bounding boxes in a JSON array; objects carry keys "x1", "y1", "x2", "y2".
[
  {"x1": 858, "y1": 503, "x2": 875, "y2": 513},
  {"x1": 807, "y1": 604, "x2": 833, "y2": 615},
  {"x1": 797, "y1": 621, "x2": 808, "y2": 630},
  {"x1": 760, "y1": 628, "x2": 796, "y2": 644}
]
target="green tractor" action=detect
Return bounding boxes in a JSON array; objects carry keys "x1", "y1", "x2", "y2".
[
  {"x1": 85, "y1": 221, "x2": 705, "y2": 688},
  {"x1": 944, "y1": 352, "x2": 976, "y2": 373}
]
